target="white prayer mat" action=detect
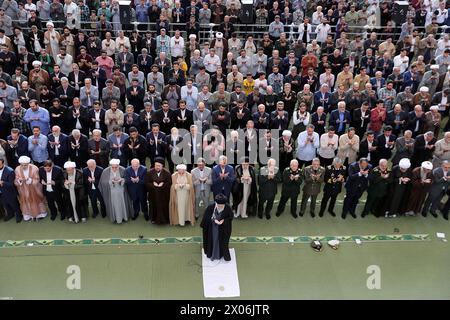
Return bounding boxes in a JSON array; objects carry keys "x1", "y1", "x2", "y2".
[{"x1": 202, "y1": 248, "x2": 240, "y2": 298}]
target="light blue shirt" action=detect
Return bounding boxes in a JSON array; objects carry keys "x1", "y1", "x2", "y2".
[
  {"x1": 296, "y1": 131, "x2": 320, "y2": 161},
  {"x1": 23, "y1": 107, "x2": 50, "y2": 135},
  {"x1": 28, "y1": 134, "x2": 48, "y2": 163}
]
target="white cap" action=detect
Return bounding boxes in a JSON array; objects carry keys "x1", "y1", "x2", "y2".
[
  {"x1": 109, "y1": 159, "x2": 120, "y2": 165},
  {"x1": 430, "y1": 105, "x2": 439, "y2": 111},
  {"x1": 64, "y1": 161, "x2": 76, "y2": 169},
  {"x1": 176, "y1": 164, "x2": 187, "y2": 171},
  {"x1": 421, "y1": 161, "x2": 433, "y2": 170},
  {"x1": 431, "y1": 64, "x2": 439, "y2": 69},
  {"x1": 32, "y1": 60, "x2": 42, "y2": 67},
  {"x1": 282, "y1": 130, "x2": 292, "y2": 137},
  {"x1": 420, "y1": 86, "x2": 429, "y2": 92},
  {"x1": 0, "y1": 101, "x2": 4, "y2": 109},
  {"x1": 216, "y1": 32, "x2": 223, "y2": 39},
  {"x1": 189, "y1": 34, "x2": 196, "y2": 39},
  {"x1": 18, "y1": 156, "x2": 31, "y2": 164},
  {"x1": 328, "y1": 239, "x2": 340, "y2": 246},
  {"x1": 399, "y1": 158, "x2": 411, "y2": 169},
  {"x1": 46, "y1": 21, "x2": 54, "y2": 28}
]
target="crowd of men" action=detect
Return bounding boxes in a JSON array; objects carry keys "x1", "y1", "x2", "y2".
[{"x1": 1, "y1": 0, "x2": 450, "y2": 225}]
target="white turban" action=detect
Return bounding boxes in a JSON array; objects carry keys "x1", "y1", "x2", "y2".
[
  {"x1": 176, "y1": 164, "x2": 187, "y2": 171},
  {"x1": 431, "y1": 64, "x2": 439, "y2": 69},
  {"x1": 0, "y1": 102, "x2": 4, "y2": 109},
  {"x1": 282, "y1": 130, "x2": 292, "y2": 137},
  {"x1": 64, "y1": 161, "x2": 76, "y2": 169},
  {"x1": 420, "y1": 86, "x2": 429, "y2": 92},
  {"x1": 18, "y1": 156, "x2": 31, "y2": 164},
  {"x1": 32, "y1": 60, "x2": 42, "y2": 67},
  {"x1": 421, "y1": 161, "x2": 433, "y2": 170},
  {"x1": 430, "y1": 105, "x2": 439, "y2": 111},
  {"x1": 189, "y1": 34, "x2": 196, "y2": 39},
  {"x1": 216, "y1": 32, "x2": 223, "y2": 39},
  {"x1": 46, "y1": 22, "x2": 54, "y2": 28},
  {"x1": 399, "y1": 158, "x2": 411, "y2": 169},
  {"x1": 109, "y1": 159, "x2": 120, "y2": 165}
]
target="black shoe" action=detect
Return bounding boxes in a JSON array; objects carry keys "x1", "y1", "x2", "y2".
[
  {"x1": 60, "y1": 215, "x2": 66, "y2": 221},
  {"x1": 258, "y1": 213, "x2": 263, "y2": 219},
  {"x1": 318, "y1": 211, "x2": 324, "y2": 217},
  {"x1": 92, "y1": 213, "x2": 98, "y2": 219},
  {"x1": 310, "y1": 212, "x2": 315, "y2": 218},
  {"x1": 101, "y1": 214, "x2": 107, "y2": 218},
  {"x1": 421, "y1": 211, "x2": 427, "y2": 217},
  {"x1": 291, "y1": 212, "x2": 298, "y2": 219},
  {"x1": 144, "y1": 214, "x2": 150, "y2": 221},
  {"x1": 430, "y1": 211, "x2": 438, "y2": 218},
  {"x1": 265, "y1": 213, "x2": 271, "y2": 220},
  {"x1": 444, "y1": 214, "x2": 449, "y2": 220},
  {"x1": 275, "y1": 212, "x2": 282, "y2": 217},
  {"x1": 132, "y1": 215, "x2": 138, "y2": 221},
  {"x1": 298, "y1": 212, "x2": 304, "y2": 217},
  {"x1": 329, "y1": 211, "x2": 336, "y2": 217},
  {"x1": 3, "y1": 215, "x2": 14, "y2": 222},
  {"x1": 341, "y1": 213, "x2": 347, "y2": 219},
  {"x1": 361, "y1": 212, "x2": 367, "y2": 218},
  {"x1": 350, "y1": 212, "x2": 357, "y2": 219},
  {"x1": 50, "y1": 215, "x2": 57, "y2": 221},
  {"x1": 16, "y1": 215, "x2": 23, "y2": 223}
]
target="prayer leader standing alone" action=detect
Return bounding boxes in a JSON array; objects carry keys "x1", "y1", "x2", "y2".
[{"x1": 201, "y1": 193, "x2": 233, "y2": 262}]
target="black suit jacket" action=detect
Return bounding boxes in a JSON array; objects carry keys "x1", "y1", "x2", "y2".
[
  {"x1": 153, "y1": 109, "x2": 175, "y2": 135},
  {"x1": 88, "y1": 108, "x2": 107, "y2": 133},
  {"x1": 86, "y1": 68, "x2": 107, "y2": 94},
  {"x1": 67, "y1": 106, "x2": 90, "y2": 136},
  {"x1": 173, "y1": 109, "x2": 193, "y2": 131},
  {"x1": 82, "y1": 166, "x2": 104, "y2": 191},
  {"x1": 47, "y1": 133, "x2": 70, "y2": 161},
  {"x1": 386, "y1": 110, "x2": 408, "y2": 133},
  {"x1": 68, "y1": 71, "x2": 86, "y2": 92},
  {"x1": 38, "y1": 166, "x2": 64, "y2": 193},
  {"x1": 56, "y1": 85, "x2": 77, "y2": 107}
]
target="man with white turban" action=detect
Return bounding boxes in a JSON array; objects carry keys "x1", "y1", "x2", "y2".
[
  {"x1": 44, "y1": 21, "x2": 60, "y2": 58},
  {"x1": 386, "y1": 158, "x2": 412, "y2": 218},
  {"x1": 62, "y1": 160, "x2": 87, "y2": 223},
  {"x1": 98, "y1": 158, "x2": 133, "y2": 224},
  {"x1": 404, "y1": 161, "x2": 434, "y2": 216},
  {"x1": 14, "y1": 155, "x2": 47, "y2": 221},
  {"x1": 169, "y1": 163, "x2": 196, "y2": 226},
  {"x1": 28, "y1": 60, "x2": 50, "y2": 97}
]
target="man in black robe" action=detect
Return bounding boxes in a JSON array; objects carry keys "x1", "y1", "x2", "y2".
[
  {"x1": 145, "y1": 157, "x2": 172, "y2": 224},
  {"x1": 201, "y1": 193, "x2": 233, "y2": 262}
]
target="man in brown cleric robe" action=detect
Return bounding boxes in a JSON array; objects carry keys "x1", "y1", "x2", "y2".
[{"x1": 145, "y1": 157, "x2": 172, "y2": 224}]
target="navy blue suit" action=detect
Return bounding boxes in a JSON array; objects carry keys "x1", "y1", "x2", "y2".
[
  {"x1": 342, "y1": 162, "x2": 373, "y2": 218},
  {"x1": 329, "y1": 109, "x2": 351, "y2": 135},
  {"x1": 313, "y1": 91, "x2": 331, "y2": 112},
  {"x1": 47, "y1": 133, "x2": 70, "y2": 168},
  {"x1": 125, "y1": 165, "x2": 149, "y2": 219},
  {"x1": 5, "y1": 134, "x2": 29, "y2": 168},
  {"x1": 82, "y1": 166, "x2": 107, "y2": 218},
  {"x1": 211, "y1": 164, "x2": 235, "y2": 199},
  {"x1": 38, "y1": 165, "x2": 65, "y2": 219},
  {"x1": 0, "y1": 165, "x2": 21, "y2": 221}
]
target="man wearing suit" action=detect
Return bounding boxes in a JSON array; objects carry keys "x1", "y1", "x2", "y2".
[
  {"x1": 5, "y1": 128, "x2": 29, "y2": 168},
  {"x1": 386, "y1": 104, "x2": 408, "y2": 136},
  {"x1": 211, "y1": 104, "x2": 231, "y2": 136},
  {"x1": 126, "y1": 78, "x2": 145, "y2": 113},
  {"x1": 139, "y1": 102, "x2": 156, "y2": 135},
  {"x1": 252, "y1": 104, "x2": 270, "y2": 130},
  {"x1": 49, "y1": 65, "x2": 66, "y2": 92},
  {"x1": 422, "y1": 161, "x2": 450, "y2": 218},
  {"x1": 55, "y1": 77, "x2": 76, "y2": 107},
  {"x1": 38, "y1": 160, "x2": 64, "y2": 220},
  {"x1": 299, "y1": 158, "x2": 325, "y2": 217},
  {"x1": 269, "y1": 102, "x2": 289, "y2": 132},
  {"x1": 83, "y1": 159, "x2": 107, "y2": 218},
  {"x1": 313, "y1": 84, "x2": 331, "y2": 112},
  {"x1": 146, "y1": 123, "x2": 166, "y2": 166},
  {"x1": 122, "y1": 127, "x2": 147, "y2": 166},
  {"x1": 211, "y1": 155, "x2": 235, "y2": 200},
  {"x1": 329, "y1": 101, "x2": 351, "y2": 136},
  {"x1": 17, "y1": 81, "x2": 38, "y2": 109},
  {"x1": 88, "y1": 101, "x2": 107, "y2": 137},
  {"x1": 342, "y1": 158, "x2": 372, "y2": 219},
  {"x1": 351, "y1": 102, "x2": 371, "y2": 138},
  {"x1": 183, "y1": 124, "x2": 203, "y2": 171},
  {"x1": 0, "y1": 159, "x2": 22, "y2": 222},
  {"x1": 107, "y1": 126, "x2": 129, "y2": 166},
  {"x1": 86, "y1": 61, "x2": 107, "y2": 94},
  {"x1": 359, "y1": 131, "x2": 379, "y2": 167},
  {"x1": 88, "y1": 129, "x2": 110, "y2": 169},
  {"x1": 67, "y1": 64, "x2": 86, "y2": 94},
  {"x1": 191, "y1": 158, "x2": 212, "y2": 218},
  {"x1": 376, "y1": 126, "x2": 396, "y2": 161},
  {"x1": 173, "y1": 100, "x2": 193, "y2": 131},
  {"x1": 411, "y1": 131, "x2": 437, "y2": 169},
  {"x1": 101, "y1": 79, "x2": 121, "y2": 110},
  {"x1": 137, "y1": 49, "x2": 153, "y2": 78},
  {"x1": 370, "y1": 72, "x2": 386, "y2": 92},
  {"x1": 406, "y1": 105, "x2": 426, "y2": 138},
  {"x1": 69, "y1": 129, "x2": 89, "y2": 169},
  {"x1": 193, "y1": 102, "x2": 212, "y2": 133},
  {"x1": 230, "y1": 100, "x2": 251, "y2": 130},
  {"x1": 47, "y1": 125, "x2": 69, "y2": 168},
  {"x1": 117, "y1": 46, "x2": 135, "y2": 76},
  {"x1": 79, "y1": 78, "x2": 99, "y2": 108},
  {"x1": 153, "y1": 101, "x2": 175, "y2": 135},
  {"x1": 125, "y1": 159, "x2": 149, "y2": 221},
  {"x1": 66, "y1": 97, "x2": 90, "y2": 136}
]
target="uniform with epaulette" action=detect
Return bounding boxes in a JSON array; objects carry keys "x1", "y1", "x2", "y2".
[
  {"x1": 299, "y1": 164, "x2": 325, "y2": 217},
  {"x1": 319, "y1": 164, "x2": 347, "y2": 217},
  {"x1": 276, "y1": 166, "x2": 303, "y2": 218},
  {"x1": 361, "y1": 166, "x2": 393, "y2": 217}
]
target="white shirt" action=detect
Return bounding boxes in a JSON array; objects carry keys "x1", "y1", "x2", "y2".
[
  {"x1": 393, "y1": 55, "x2": 409, "y2": 73},
  {"x1": 94, "y1": 110, "x2": 101, "y2": 129},
  {"x1": 203, "y1": 54, "x2": 221, "y2": 73},
  {"x1": 54, "y1": 135, "x2": 60, "y2": 156},
  {"x1": 46, "y1": 171, "x2": 53, "y2": 192},
  {"x1": 170, "y1": 36, "x2": 185, "y2": 58},
  {"x1": 90, "y1": 169, "x2": 96, "y2": 190}
]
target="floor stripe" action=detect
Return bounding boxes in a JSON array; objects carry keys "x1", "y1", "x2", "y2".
[{"x1": 0, "y1": 234, "x2": 430, "y2": 248}]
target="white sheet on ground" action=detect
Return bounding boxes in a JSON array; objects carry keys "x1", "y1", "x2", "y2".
[{"x1": 202, "y1": 248, "x2": 240, "y2": 298}]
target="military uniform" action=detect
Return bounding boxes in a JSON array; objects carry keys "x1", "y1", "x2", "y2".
[
  {"x1": 361, "y1": 166, "x2": 393, "y2": 217},
  {"x1": 276, "y1": 167, "x2": 303, "y2": 218},
  {"x1": 257, "y1": 166, "x2": 282, "y2": 219},
  {"x1": 319, "y1": 165, "x2": 347, "y2": 217},
  {"x1": 299, "y1": 165, "x2": 325, "y2": 217}
]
